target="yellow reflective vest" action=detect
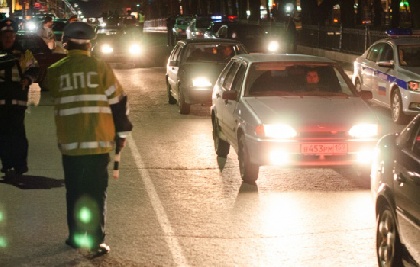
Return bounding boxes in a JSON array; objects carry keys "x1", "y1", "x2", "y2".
[{"x1": 47, "y1": 50, "x2": 130, "y2": 156}]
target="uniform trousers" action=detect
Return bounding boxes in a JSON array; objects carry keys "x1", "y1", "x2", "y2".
[
  {"x1": 62, "y1": 153, "x2": 110, "y2": 247},
  {"x1": 0, "y1": 107, "x2": 28, "y2": 173}
]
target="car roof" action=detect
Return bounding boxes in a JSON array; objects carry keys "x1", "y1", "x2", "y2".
[
  {"x1": 233, "y1": 53, "x2": 336, "y2": 64},
  {"x1": 377, "y1": 37, "x2": 420, "y2": 46},
  {"x1": 178, "y1": 38, "x2": 244, "y2": 45}
]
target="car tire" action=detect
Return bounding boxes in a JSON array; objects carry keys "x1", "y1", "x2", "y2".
[
  {"x1": 238, "y1": 134, "x2": 259, "y2": 183},
  {"x1": 391, "y1": 90, "x2": 410, "y2": 125},
  {"x1": 178, "y1": 88, "x2": 190, "y2": 115},
  {"x1": 212, "y1": 117, "x2": 230, "y2": 157},
  {"x1": 376, "y1": 204, "x2": 403, "y2": 267},
  {"x1": 167, "y1": 82, "x2": 177, "y2": 105}
]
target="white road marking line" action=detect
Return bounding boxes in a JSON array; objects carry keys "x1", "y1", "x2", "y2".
[{"x1": 127, "y1": 135, "x2": 189, "y2": 267}]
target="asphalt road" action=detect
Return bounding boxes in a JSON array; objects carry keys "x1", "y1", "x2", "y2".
[{"x1": 0, "y1": 62, "x2": 407, "y2": 266}]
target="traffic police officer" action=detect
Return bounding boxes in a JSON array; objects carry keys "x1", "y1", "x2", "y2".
[
  {"x1": 0, "y1": 18, "x2": 39, "y2": 178},
  {"x1": 47, "y1": 22, "x2": 133, "y2": 255}
]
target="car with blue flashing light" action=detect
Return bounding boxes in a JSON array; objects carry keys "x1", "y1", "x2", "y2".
[
  {"x1": 352, "y1": 29, "x2": 420, "y2": 124},
  {"x1": 166, "y1": 38, "x2": 248, "y2": 114},
  {"x1": 371, "y1": 114, "x2": 420, "y2": 267},
  {"x1": 211, "y1": 54, "x2": 379, "y2": 183}
]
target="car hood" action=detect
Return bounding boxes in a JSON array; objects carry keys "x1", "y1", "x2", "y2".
[
  {"x1": 398, "y1": 67, "x2": 420, "y2": 77},
  {"x1": 182, "y1": 62, "x2": 227, "y2": 81},
  {"x1": 243, "y1": 96, "x2": 377, "y2": 126}
]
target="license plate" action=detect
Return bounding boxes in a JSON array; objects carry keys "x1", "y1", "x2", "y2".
[{"x1": 301, "y1": 144, "x2": 347, "y2": 154}]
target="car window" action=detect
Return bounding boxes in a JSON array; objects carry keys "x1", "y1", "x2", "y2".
[
  {"x1": 397, "y1": 117, "x2": 420, "y2": 150},
  {"x1": 379, "y1": 44, "x2": 394, "y2": 62},
  {"x1": 398, "y1": 45, "x2": 420, "y2": 67},
  {"x1": 222, "y1": 61, "x2": 241, "y2": 90},
  {"x1": 185, "y1": 43, "x2": 239, "y2": 62},
  {"x1": 171, "y1": 45, "x2": 182, "y2": 62},
  {"x1": 366, "y1": 43, "x2": 384, "y2": 62},
  {"x1": 413, "y1": 127, "x2": 420, "y2": 157},
  {"x1": 218, "y1": 60, "x2": 234, "y2": 86},
  {"x1": 231, "y1": 64, "x2": 247, "y2": 93},
  {"x1": 245, "y1": 63, "x2": 354, "y2": 97}
]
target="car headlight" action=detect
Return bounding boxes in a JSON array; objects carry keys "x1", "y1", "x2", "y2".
[
  {"x1": 408, "y1": 81, "x2": 420, "y2": 91},
  {"x1": 192, "y1": 77, "x2": 212, "y2": 87},
  {"x1": 255, "y1": 124, "x2": 297, "y2": 139},
  {"x1": 129, "y1": 44, "x2": 141, "y2": 55},
  {"x1": 267, "y1": 41, "x2": 280, "y2": 52},
  {"x1": 101, "y1": 44, "x2": 113, "y2": 54},
  {"x1": 26, "y1": 22, "x2": 37, "y2": 31},
  {"x1": 348, "y1": 124, "x2": 379, "y2": 138}
]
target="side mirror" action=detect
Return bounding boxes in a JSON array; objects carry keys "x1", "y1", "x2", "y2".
[
  {"x1": 377, "y1": 61, "x2": 394, "y2": 68},
  {"x1": 359, "y1": 90, "x2": 373, "y2": 100},
  {"x1": 222, "y1": 90, "x2": 237, "y2": 101}
]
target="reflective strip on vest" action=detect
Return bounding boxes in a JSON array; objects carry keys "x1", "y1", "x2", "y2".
[
  {"x1": 108, "y1": 95, "x2": 120, "y2": 105},
  {"x1": 54, "y1": 94, "x2": 108, "y2": 104},
  {"x1": 105, "y1": 85, "x2": 116, "y2": 97},
  {"x1": 55, "y1": 106, "x2": 112, "y2": 116},
  {"x1": 12, "y1": 100, "x2": 28, "y2": 106},
  {"x1": 60, "y1": 141, "x2": 113, "y2": 151},
  {"x1": 0, "y1": 100, "x2": 5, "y2": 105},
  {"x1": 0, "y1": 68, "x2": 21, "y2": 82}
]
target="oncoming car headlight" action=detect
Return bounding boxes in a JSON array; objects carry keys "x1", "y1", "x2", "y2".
[
  {"x1": 348, "y1": 124, "x2": 379, "y2": 138},
  {"x1": 408, "y1": 81, "x2": 420, "y2": 91},
  {"x1": 267, "y1": 40, "x2": 280, "y2": 53},
  {"x1": 192, "y1": 77, "x2": 212, "y2": 87},
  {"x1": 100, "y1": 44, "x2": 113, "y2": 54},
  {"x1": 255, "y1": 124, "x2": 297, "y2": 139},
  {"x1": 26, "y1": 22, "x2": 37, "y2": 31},
  {"x1": 129, "y1": 44, "x2": 141, "y2": 55}
]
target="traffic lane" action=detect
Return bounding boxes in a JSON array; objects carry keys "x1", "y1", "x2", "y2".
[
  {"x1": 114, "y1": 67, "x2": 377, "y2": 266},
  {"x1": 0, "y1": 86, "x2": 177, "y2": 266}
]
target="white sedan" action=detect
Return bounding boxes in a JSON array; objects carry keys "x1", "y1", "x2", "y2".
[{"x1": 211, "y1": 54, "x2": 380, "y2": 183}]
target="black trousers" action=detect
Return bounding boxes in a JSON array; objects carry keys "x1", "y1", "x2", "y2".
[
  {"x1": 62, "y1": 153, "x2": 110, "y2": 247},
  {"x1": 0, "y1": 107, "x2": 28, "y2": 173}
]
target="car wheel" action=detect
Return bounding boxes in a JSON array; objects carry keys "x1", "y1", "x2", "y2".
[
  {"x1": 178, "y1": 88, "x2": 190, "y2": 115},
  {"x1": 212, "y1": 117, "x2": 230, "y2": 157},
  {"x1": 355, "y1": 78, "x2": 362, "y2": 93},
  {"x1": 238, "y1": 134, "x2": 259, "y2": 183},
  {"x1": 167, "y1": 82, "x2": 177, "y2": 105},
  {"x1": 376, "y1": 204, "x2": 403, "y2": 267},
  {"x1": 391, "y1": 90, "x2": 409, "y2": 125}
]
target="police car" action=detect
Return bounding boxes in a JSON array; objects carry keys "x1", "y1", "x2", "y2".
[{"x1": 352, "y1": 29, "x2": 420, "y2": 124}]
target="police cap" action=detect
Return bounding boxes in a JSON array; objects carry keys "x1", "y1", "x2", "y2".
[
  {"x1": 0, "y1": 18, "x2": 18, "y2": 33},
  {"x1": 63, "y1": 22, "x2": 96, "y2": 44}
]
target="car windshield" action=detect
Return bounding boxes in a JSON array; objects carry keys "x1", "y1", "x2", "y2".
[
  {"x1": 245, "y1": 62, "x2": 355, "y2": 97},
  {"x1": 397, "y1": 45, "x2": 420, "y2": 67},
  {"x1": 185, "y1": 43, "x2": 245, "y2": 62},
  {"x1": 196, "y1": 18, "x2": 212, "y2": 28}
]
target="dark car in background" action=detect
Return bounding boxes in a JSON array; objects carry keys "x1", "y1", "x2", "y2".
[
  {"x1": 371, "y1": 114, "x2": 420, "y2": 266},
  {"x1": 213, "y1": 23, "x2": 268, "y2": 53},
  {"x1": 16, "y1": 32, "x2": 66, "y2": 90},
  {"x1": 166, "y1": 38, "x2": 248, "y2": 114},
  {"x1": 92, "y1": 26, "x2": 166, "y2": 67}
]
